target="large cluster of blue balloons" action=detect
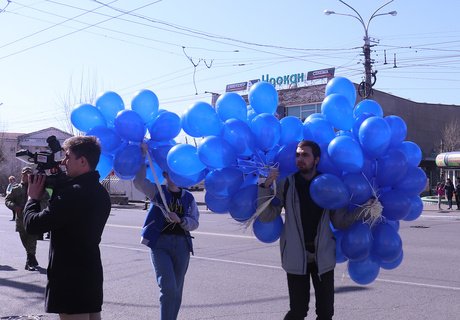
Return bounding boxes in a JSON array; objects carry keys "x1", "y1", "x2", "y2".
[
  {"x1": 70, "y1": 78, "x2": 426, "y2": 286},
  {"x1": 315, "y1": 77, "x2": 427, "y2": 285}
]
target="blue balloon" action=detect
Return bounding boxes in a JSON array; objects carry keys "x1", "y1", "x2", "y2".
[
  {"x1": 145, "y1": 161, "x2": 165, "y2": 185},
  {"x1": 216, "y1": 92, "x2": 247, "y2": 122},
  {"x1": 375, "y1": 148, "x2": 408, "y2": 187},
  {"x1": 304, "y1": 118, "x2": 335, "y2": 145},
  {"x1": 325, "y1": 76, "x2": 356, "y2": 106},
  {"x1": 71, "y1": 103, "x2": 107, "y2": 133},
  {"x1": 279, "y1": 116, "x2": 303, "y2": 145},
  {"x1": 348, "y1": 255, "x2": 380, "y2": 285},
  {"x1": 96, "y1": 153, "x2": 113, "y2": 181},
  {"x1": 253, "y1": 215, "x2": 283, "y2": 243},
  {"x1": 198, "y1": 136, "x2": 237, "y2": 169},
  {"x1": 358, "y1": 116, "x2": 391, "y2": 158},
  {"x1": 394, "y1": 166, "x2": 427, "y2": 196},
  {"x1": 248, "y1": 81, "x2": 278, "y2": 114},
  {"x1": 250, "y1": 113, "x2": 281, "y2": 152},
  {"x1": 371, "y1": 222, "x2": 402, "y2": 263},
  {"x1": 342, "y1": 173, "x2": 373, "y2": 205},
  {"x1": 310, "y1": 174, "x2": 350, "y2": 209},
  {"x1": 151, "y1": 143, "x2": 175, "y2": 172},
  {"x1": 228, "y1": 185, "x2": 258, "y2": 222},
  {"x1": 321, "y1": 94, "x2": 354, "y2": 130},
  {"x1": 95, "y1": 91, "x2": 124, "y2": 127},
  {"x1": 87, "y1": 126, "x2": 122, "y2": 154},
  {"x1": 113, "y1": 144, "x2": 143, "y2": 179},
  {"x1": 168, "y1": 168, "x2": 207, "y2": 188},
  {"x1": 380, "y1": 189, "x2": 411, "y2": 221},
  {"x1": 317, "y1": 144, "x2": 342, "y2": 177},
  {"x1": 341, "y1": 222, "x2": 372, "y2": 261},
  {"x1": 352, "y1": 112, "x2": 374, "y2": 141},
  {"x1": 131, "y1": 89, "x2": 159, "y2": 124},
  {"x1": 148, "y1": 110, "x2": 181, "y2": 141},
  {"x1": 403, "y1": 195, "x2": 424, "y2": 221},
  {"x1": 354, "y1": 99, "x2": 383, "y2": 118},
  {"x1": 395, "y1": 141, "x2": 422, "y2": 167},
  {"x1": 328, "y1": 136, "x2": 364, "y2": 173},
  {"x1": 204, "y1": 167, "x2": 244, "y2": 198},
  {"x1": 362, "y1": 157, "x2": 377, "y2": 182},
  {"x1": 223, "y1": 119, "x2": 256, "y2": 157},
  {"x1": 247, "y1": 106, "x2": 257, "y2": 123},
  {"x1": 114, "y1": 110, "x2": 146, "y2": 142},
  {"x1": 182, "y1": 101, "x2": 223, "y2": 137},
  {"x1": 205, "y1": 192, "x2": 231, "y2": 214},
  {"x1": 304, "y1": 113, "x2": 324, "y2": 123},
  {"x1": 385, "y1": 115, "x2": 407, "y2": 148},
  {"x1": 275, "y1": 142, "x2": 298, "y2": 179},
  {"x1": 386, "y1": 219, "x2": 400, "y2": 231},
  {"x1": 241, "y1": 172, "x2": 259, "y2": 187},
  {"x1": 380, "y1": 250, "x2": 403, "y2": 270},
  {"x1": 167, "y1": 144, "x2": 206, "y2": 176}
]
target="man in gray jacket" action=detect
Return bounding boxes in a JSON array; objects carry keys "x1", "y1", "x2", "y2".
[{"x1": 259, "y1": 140, "x2": 366, "y2": 320}]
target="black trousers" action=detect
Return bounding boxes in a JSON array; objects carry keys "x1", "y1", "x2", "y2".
[{"x1": 284, "y1": 263, "x2": 334, "y2": 320}]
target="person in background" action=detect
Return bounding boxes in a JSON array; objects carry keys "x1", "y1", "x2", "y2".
[
  {"x1": 436, "y1": 181, "x2": 445, "y2": 211},
  {"x1": 6, "y1": 175, "x2": 17, "y2": 221},
  {"x1": 455, "y1": 177, "x2": 460, "y2": 210},
  {"x1": 258, "y1": 140, "x2": 371, "y2": 320},
  {"x1": 133, "y1": 144, "x2": 199, "y2": 320},
  {"x1": 5, "y1": 167, "x2": 48, "y2": 271},
  {"x1": 23, "y1": 136, "x2": 111, "y2": 320},
  {"x1": 445, "y1": 178, "x2": 455, "y2": 210}
]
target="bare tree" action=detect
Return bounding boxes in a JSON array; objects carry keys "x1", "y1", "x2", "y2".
[
  {"x1": 441, "y1": 119, "x2": 460, "y2": 152},
  {"x1": 56, "y1": 68, "x2": 102, "y2": 135}
]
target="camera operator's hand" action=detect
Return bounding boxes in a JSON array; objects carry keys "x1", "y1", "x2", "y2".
[{"x1": 28, "y1": 174, "x2": 46, "y2": 201}]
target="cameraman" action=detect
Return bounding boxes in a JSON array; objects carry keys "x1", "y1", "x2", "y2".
[
  {"x1": 23, "y1": 136, "x2": 111, "y2": 320},
  {"x1": 5, "y1": 167, "x2": 49, "y2": 271}
]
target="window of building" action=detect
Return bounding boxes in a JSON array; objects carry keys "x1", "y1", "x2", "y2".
[{"x1": 286, "y1": 103, "x2": 321, "y2": 121}]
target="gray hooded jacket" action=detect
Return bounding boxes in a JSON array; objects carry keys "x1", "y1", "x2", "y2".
[{"x1": 258, "y1": 174, "x2": 362, "y2": 276}]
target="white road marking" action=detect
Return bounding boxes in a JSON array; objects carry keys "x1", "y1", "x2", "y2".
[{"x1": 101, "y1": 243, "x2": 460, "y2": 292}]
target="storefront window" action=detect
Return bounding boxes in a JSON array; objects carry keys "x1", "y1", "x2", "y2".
[{"x1": 286, "y1": 103, "x2": 321, "y2": 121}]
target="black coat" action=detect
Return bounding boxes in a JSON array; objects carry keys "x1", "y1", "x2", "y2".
[{"x1": 24, "y1": 171, "x2": 111, "y2": 314}]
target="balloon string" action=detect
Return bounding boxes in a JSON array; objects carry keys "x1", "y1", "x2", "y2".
[
  {"x1": 357, "y1": 171, "x2": 383, "y2": 227},
  {"x1": 145, "y1": 149, "x2": 172, "y2": 222},
  {"x1": 242, "y1": 162, "x2": 280, "y2": 229}
]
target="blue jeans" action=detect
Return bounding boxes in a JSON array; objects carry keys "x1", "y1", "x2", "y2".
[{"x1": 151, "y1": 234, "x2": 191, "y2": 320}]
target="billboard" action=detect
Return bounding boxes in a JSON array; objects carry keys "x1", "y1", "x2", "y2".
[{"x1": 307, "y1": 68, "x2": 335, "y2": 81}]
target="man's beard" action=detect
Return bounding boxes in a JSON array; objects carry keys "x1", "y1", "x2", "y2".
[{"x1": 298, "y1": 165, "x2": 315, "y2": 175}]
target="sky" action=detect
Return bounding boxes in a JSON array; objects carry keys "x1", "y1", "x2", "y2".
[{"x1": 0, "y1": 0, "x2": 459, "y2": 138}]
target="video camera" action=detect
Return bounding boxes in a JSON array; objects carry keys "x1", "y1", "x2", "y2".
[{"x1": 15, "y1": 135, "x2": 68, "y2": 188}]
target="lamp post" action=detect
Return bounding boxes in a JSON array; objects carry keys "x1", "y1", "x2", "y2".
[{"x1": 325, "y1": 0, "x2": 397, "y2": 97}]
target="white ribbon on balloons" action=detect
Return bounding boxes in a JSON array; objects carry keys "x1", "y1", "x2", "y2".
[
  {"x1": 145, "y1": 147, "x2": 173, "y2": 223},
  {"x1": 244, "y1": 176, "x2": 278, "y2": 229}
]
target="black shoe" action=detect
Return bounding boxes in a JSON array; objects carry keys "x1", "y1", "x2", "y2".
[
  {"x1": 25, "y1": 263, "x2": 37, "y2": 271},
  {"x1": 27, "y1": 254, "x2": 39, "y2": 268}
]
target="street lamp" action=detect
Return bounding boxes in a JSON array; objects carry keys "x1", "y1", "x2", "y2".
[{"x1": 325, "y1": 0, "x2": 397, "y2": 97}]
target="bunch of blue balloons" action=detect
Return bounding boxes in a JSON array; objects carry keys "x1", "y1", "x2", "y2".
[
  {"x1": 70, "y1": 78, "x2": 427, "y2": 286},
  {"x1": 311, "y1": 76, "x2": 427, "y2": 285}
]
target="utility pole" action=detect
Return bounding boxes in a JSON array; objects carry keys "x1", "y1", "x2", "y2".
[{"x1": 325, "y1": 0, "x2": 397, "y2": 98}]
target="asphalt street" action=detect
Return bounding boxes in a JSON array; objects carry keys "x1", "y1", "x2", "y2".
[{"x1": 1, "y1": 192, "x2": 460, "y2": 320}]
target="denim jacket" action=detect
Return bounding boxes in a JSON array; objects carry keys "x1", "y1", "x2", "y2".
[{"x1": 134, "y1": 165, "x2": 199, "y2": 253}]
